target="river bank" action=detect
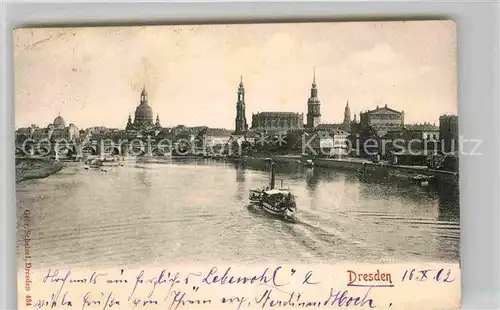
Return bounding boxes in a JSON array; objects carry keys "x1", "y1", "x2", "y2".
[
  {"x1": 234, "y1": 154, "x2": 459, "y2": 186},
  {"x1": 16, "y1": 158, "x2": 64, "y2": 183}
]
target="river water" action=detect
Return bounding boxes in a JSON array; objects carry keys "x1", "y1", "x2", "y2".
[{"x1": 16, "y1": 158, "x2": 459, "y2": 270}]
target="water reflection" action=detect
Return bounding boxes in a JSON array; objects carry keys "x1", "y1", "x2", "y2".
[
  {"x1": 235, "y1": 163, "x2": 246, "y2": 202},
  {"x1": 438, "y1": 184, "x2": 460, "y2": 222},
  {"x1": 135, "y1": 165, "x2": 153, "y2": 189},
  {"x1": 305, "y1": 168, "x2": 320, "y2": 192},
  {"x1": 435, "y1": 184, "x2": 460, "y2": 262}
]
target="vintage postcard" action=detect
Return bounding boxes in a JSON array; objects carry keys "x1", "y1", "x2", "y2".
[{"x1": 15, "y1": 21, "x2": 459, "y2": 310}]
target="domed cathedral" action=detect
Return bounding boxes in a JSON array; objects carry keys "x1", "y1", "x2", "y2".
[
  {"x1": 306, "y1": 67, "x2": 321, "y2": 129},
  {"x1": 233, "y1": 75, "x2": 248, "y2": 135},
  {"x1": 126, "y1": 86, "x2": 160, "y2": 131},
  {"x1": 53, "y1": 113, "x2": 66, "y2": 129}
]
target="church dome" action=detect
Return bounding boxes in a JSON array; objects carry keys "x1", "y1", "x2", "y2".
[
  {"x1": 135, "y1": 102, "x2": 153, "y2": 120},
  {"x1": 344, "y1": 101, "x2": 351, "y2": 113},
  {"x1": 53, "y1": 115, "x2": 66, "y2": 128}
]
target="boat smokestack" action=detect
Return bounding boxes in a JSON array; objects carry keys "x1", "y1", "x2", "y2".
[{"x1": 270, "y1": 162, "x2": 276, "y2": 189}]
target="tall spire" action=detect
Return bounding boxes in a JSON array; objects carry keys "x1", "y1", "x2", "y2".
[
  {"x1": 312, "y1": 66, "x2": 316, "y2": 87},
  {"x1": 239, "y1": 75, "x2": 244, "y2": 88},
  {"x1": 140, "y1": 85, "x2": 147, "y2": 103},
  {"x1": 343, "y1": 100, "x2": 352, "y2": 132},
  {"x1": 344, "y1": 100, "x2": 351, "y2": 121},
  {"x1": 310, "y1": 67, "x2": 318, "y2": 98},
  {"x1": 237, "y1": 74, "x2": 245, "y2": 100}
]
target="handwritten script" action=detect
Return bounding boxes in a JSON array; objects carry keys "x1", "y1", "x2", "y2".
[{"x1": 21, "y1": 264, "x2": 460, "y2": 310}]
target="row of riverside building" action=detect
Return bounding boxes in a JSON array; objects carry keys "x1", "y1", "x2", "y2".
[
  {"x1": 16, "y1": 70, "x2": 458, "y2": 164},
  {"x1": 229, "y1": 70, "x2": 458, "y2": 159}
]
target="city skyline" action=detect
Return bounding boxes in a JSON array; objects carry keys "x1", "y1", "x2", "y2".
[{"x1": 14, "y1": 21, "x2": 457, "y2": 129}]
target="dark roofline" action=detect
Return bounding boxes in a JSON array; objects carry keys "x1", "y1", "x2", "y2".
[
  {"x1": 404, "y1": 128, "x2": 439, "y2": 132},
  {"x1": 253, "y1": 112, "x2": 304, "y2": 116},
  {"x1": 439, "y1": 114, "x2": 458, "y2": 119},
  {"x1": 362, "y1": 106, "x2": 403, "y2": 115},
  {"x1": 313, "y1": 128, "x2": 349, "y2": 135}
]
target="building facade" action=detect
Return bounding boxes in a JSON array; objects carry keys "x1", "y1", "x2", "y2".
[
  {"x1": 85, "y1": 126, "x2": 107, "y2": 134},
  {"x1": 384, "y1": 128, "x2": 440, "y2": 155},
  {"x1": 16, "y1": 115, "x2": 80, "y2": 143},
  {"x1": 420, "y1": 130, "x2": 440, "y2": 141},
  {"x1": 204, "y1": 128, "x2": 233, "y2": 146},
  {"x1": 359, "y1": 104, "x2": 404, "y2": 137},
  {"x1": 251, "y1": 112, "x2": 304, "y2": 134},
  {"x1": 405, "y1": 122, "x2": 439, "y2": 131},
  {"x1": 306, "y1": 129, "x2": 350, "y2": 157},
  {"x1": 439, "y1": 115, "x2": 458, "y2": 153}
]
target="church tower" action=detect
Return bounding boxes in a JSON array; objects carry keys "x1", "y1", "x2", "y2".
[
  {"x1": 306, "y1": 68, "x2": 321, "y2": 129},
  {"x1": 343, "y1": 100, "x2": 351, "y2": 132},
  {"x1": 155, "y1": 114, "x2": 161, "y2": 127},
  {"x1": 233, "y1": 75, "x2": 248, "y2": 134},
  {"x1": 126, "y1": 113, "x2": 133, "y2": 130}
]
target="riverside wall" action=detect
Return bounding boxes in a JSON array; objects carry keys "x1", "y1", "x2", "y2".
[
  {"x1": 314, "y1": 158, "x2": 459, "y2": 185},
  {"x1": 238, "y1": 155, "x2": 459, "y2": 186}
]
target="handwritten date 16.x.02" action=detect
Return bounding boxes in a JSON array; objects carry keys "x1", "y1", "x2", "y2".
[{"x1": 401, "y1": 268, "x2": 455, "y2": 283}]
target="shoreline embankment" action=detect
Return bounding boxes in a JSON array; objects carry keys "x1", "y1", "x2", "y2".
[
  {"x1": 236, "y1": 154, "x2": 459, "y2": 186},
  {"x1": 314, "y1": 158, "x2": 458, "y2": 185},
  {"x1": 16, "y1": 157, "x2": 64, "y2": 183}
]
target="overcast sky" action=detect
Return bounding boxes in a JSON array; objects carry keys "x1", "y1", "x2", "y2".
[{"x1": 14, "y1": 21, "x2": 456, "y2": 129}]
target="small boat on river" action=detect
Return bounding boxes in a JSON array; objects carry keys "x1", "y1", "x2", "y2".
[
  {"x1": 84, "y1": 158, "x2": 102, "y2": 169},
  {"x1": 249, "y1": 159, "x2": 297, "y2": 222},
  {"x1": 84, "y1": 156, "x2": 122, "y2": 169},
  {"x1": 413, "y1": 174, "x2": 433, "y2": 187}
]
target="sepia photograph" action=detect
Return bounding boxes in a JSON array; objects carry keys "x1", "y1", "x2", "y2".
[{"x1": 14, "y1": 20, "x2": 460, "y2": 309}]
